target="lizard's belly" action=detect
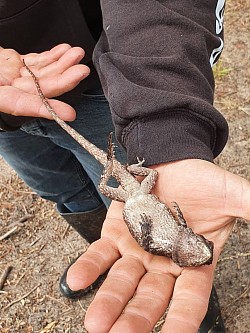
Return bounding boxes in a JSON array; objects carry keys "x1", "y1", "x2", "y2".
[{"x1": 123, "y1": 194, "x2": 179, "y2": 255}]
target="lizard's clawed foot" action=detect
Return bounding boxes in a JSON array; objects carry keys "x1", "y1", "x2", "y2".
[
  {"x1": 107, "y1": 132, "x2": 116, "y2": 161},
  {"x1": 136, "y1": 157, "x2": 145, "y2": 167}
]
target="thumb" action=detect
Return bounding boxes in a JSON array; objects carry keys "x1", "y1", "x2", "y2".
[
  {"x1": 0, "y1": 86, "x2": 76, "y2": 121},
  {"x1": 240, "y1": 177, "x2": 250, "y2": 221},
  {"x1": 224, "y1": 170, "x2": 250, "y2": 222}
]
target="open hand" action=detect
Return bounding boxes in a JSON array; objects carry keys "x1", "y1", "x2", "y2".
[
  {"x1": 67, "y1": 159, "x2": 250, "y2": 333},
  {"x1": 0, "y1": 44, "x2": 89, "y2": 120}
]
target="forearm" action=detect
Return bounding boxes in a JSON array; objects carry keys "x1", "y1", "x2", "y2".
[{"x1": 94, "y1": 0, "x2": 228, "y2": 165}]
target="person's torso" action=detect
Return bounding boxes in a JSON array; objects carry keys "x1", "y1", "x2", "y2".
[{"x1": 0, "y1": 0, "x2": 103, "y2": 105}]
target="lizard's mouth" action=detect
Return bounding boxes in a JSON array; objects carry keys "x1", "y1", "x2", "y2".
[{"x1": 204, "y1": 239, "x2": 214, "y2": 265}]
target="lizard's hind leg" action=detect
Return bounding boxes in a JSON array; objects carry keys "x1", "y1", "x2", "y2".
[
  {"x1": 127, "y1": 158, "x2": 158, "y2": 194},
  {"x1": 106, "y1": 132, "x2": 115, "y2": 161},
  {"x1": 98, "y1": 133, "x2": 127, "y2": 202}
]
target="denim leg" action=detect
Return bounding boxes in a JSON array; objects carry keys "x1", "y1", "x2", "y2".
[
  {"x1": 0, "y1": 126, "x2": 103, "y2": 212},
  {"x1": 33, "y1": 90, "x2": 126, "y2": 205},
  {"x1": 0, "y1": 89, "x2": 127, "y2": 211}
]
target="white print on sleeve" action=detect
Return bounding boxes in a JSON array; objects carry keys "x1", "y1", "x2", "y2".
[
  {"x1": 210, "y1": 37, "x2": 224, "y2": 66},
  {"x1": 215, "y1": 0, "x2": 225, "y2": 34},
  {"x1": 210, "y1": 0, "x2": 226, "y2": 66}
]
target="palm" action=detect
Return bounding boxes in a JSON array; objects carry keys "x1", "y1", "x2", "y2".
[
  {"x1": 68, "y1": 159, "x2": 250, "y2": 333},
  {"x1": 0, "y1": 44, "x2": 89, "y2": 119},
  {"x1": 153, "y1": 160, "x2": 241, "y2": 247}
]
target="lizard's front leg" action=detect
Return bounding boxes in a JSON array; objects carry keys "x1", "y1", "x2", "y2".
[
  {"x1": 139, "y1": 214, "x2": 154, "y2": 252},
  {"x1": 127, "y1": 158, "x2": 158, "y2": 194},
  {"x1": 172, "y1": 202, "x2": 188, "y2": 227},
  {"x1": 98, "y1": 134, "x2": 127, "y2": 202}
]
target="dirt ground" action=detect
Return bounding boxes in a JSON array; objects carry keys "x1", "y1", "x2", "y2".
[{"x1": 0, "y1": 1, "x2": 249, "y2": 332}]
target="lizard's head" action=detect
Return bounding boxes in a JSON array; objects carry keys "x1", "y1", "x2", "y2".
[{"x1": 172, "y1": 228, "x2": 214, "y2": 267}]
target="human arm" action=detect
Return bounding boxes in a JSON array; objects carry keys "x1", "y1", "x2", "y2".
[
  {"x1": 66, "y1": 1, "x2": 250, "y2": 332},
  {"x1": 93, "y1": 0, "x2": 228, "y2": 165},
  {"x1": 0, "y1": 44, "x2": 89, "y2": 130}
]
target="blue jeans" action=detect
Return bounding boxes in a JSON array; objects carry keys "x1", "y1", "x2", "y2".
[{"x1": 0, "y1": 89, "x2": 126, "y2": 212}]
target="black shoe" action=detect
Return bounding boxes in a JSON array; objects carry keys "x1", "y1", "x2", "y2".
[
  {"x1": 198, "y1": 286, "x2": 226, "y2": 332},
  {"x1": 58, "y1": 204, "x2": 107, "y2": 299},
  {"x1": 59, "y1": 257, "x2": 107, "y2": 299}
]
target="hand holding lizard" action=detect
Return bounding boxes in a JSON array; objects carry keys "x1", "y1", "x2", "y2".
[{"x1": 67, "y1": 159, "x2": 250, "y2": 333}]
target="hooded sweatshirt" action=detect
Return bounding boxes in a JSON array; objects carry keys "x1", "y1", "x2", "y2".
[{"x1": 0, "y1": 0, "x2": 228, "y2": 165}]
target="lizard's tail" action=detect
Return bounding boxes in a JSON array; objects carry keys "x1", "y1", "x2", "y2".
[{"x1": 23, "y1": 59, "x2": 108, "y2": 166}]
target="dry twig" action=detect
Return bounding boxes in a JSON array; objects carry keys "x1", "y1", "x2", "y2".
[
  {"x1": 39, "y1": 321, "x2": 57, "y2": 333},
  {"x1": 224, "y1": 286, "x2": 250, "y2": 309},
  {"x1": 8, "y1": 213, "x2": 34, "y2": 229},
  {"x1": 62, "y1": 224, "x2": 70, "y2": 239},
  {"x1": 0, "y1": 290, "x2": 8, "y2": 294},
  {"x1": 0, "y1": 265, "x2": 12, "y2": 290},
  {"x1": 3, "y1": 283, "x2": 41, "y2": 310},
  {"x1": 30, "y1": 237, "x2": 41, "y2": 246},
  {"x1": 78, "y1": 299, "x2": 87, "y2": 313},
  {"x1": 0, "y1": 226, "x2": 18, "y2": 241},
  {"x1": 16, "y1": 213, "x2": 34, "y2": 224},
  {"x1": 0, "y1": 214, "x2": 34, "y2": 241},
  {"x1": 218, "y1": 252, "x2": 250, "y2": 262},
  {"x1": 14, "y1": 272, "x2": 26, "y2": 287},
  {"x1": 46, "y1": 295, "x2": 71, "y2": 309}
]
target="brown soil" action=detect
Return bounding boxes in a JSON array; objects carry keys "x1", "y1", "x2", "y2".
[{"x1": 0, "y1": 1, "x2": 249, "y2": 332}]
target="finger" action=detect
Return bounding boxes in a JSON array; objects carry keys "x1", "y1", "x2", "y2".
[
  {"x1": 0, "y1": 49, "x2": 23, "y2": 83},
  {"x1": 84, "y1": 255, "x2": 146, "y2": 333},
  {"x1": 22, "y1": 44, "x2": 72, "y2": 68},
  {"x1": 0, "y1": 86, "x2": 76, "y2": 120},
  {"x1": 38, "y1": 46, "x2": 86, "y2": 77},
  {"x1": 230, "y1": 174, "x2": 250, "y2": 221},
  {"x1": 109, "y1": 269, "x2": 176, "y2": 333},
  {"x1": 242, "y1": 180, "x2": 250, "y2": 221},
  {"x1": 162, "y1": 259, "x2": 215, "y2": 333},
  {"x1": 21, "y1": 45, "x2": 85, "y2": 77},
  {"x1": 14, "y1": 64, "x2": 90, "y2": 97},
  {"x1": 66, "y1": 237, "x2": 121, "y2": 291},
  {"x1": 0, "y1": 48, "x2": 21, "y2": 62},
  {"x1": 106, "y1": 255, "x2": 181, "y2": 333}
]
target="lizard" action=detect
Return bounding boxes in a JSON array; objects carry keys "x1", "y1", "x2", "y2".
[{"x1": 23, "y1": 60, "x2": 213, "y2": 267}]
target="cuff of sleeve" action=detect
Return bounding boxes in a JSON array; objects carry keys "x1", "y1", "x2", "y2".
[{"x1": 121, "y1": 110, "x2": 228, "y2": 165}]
